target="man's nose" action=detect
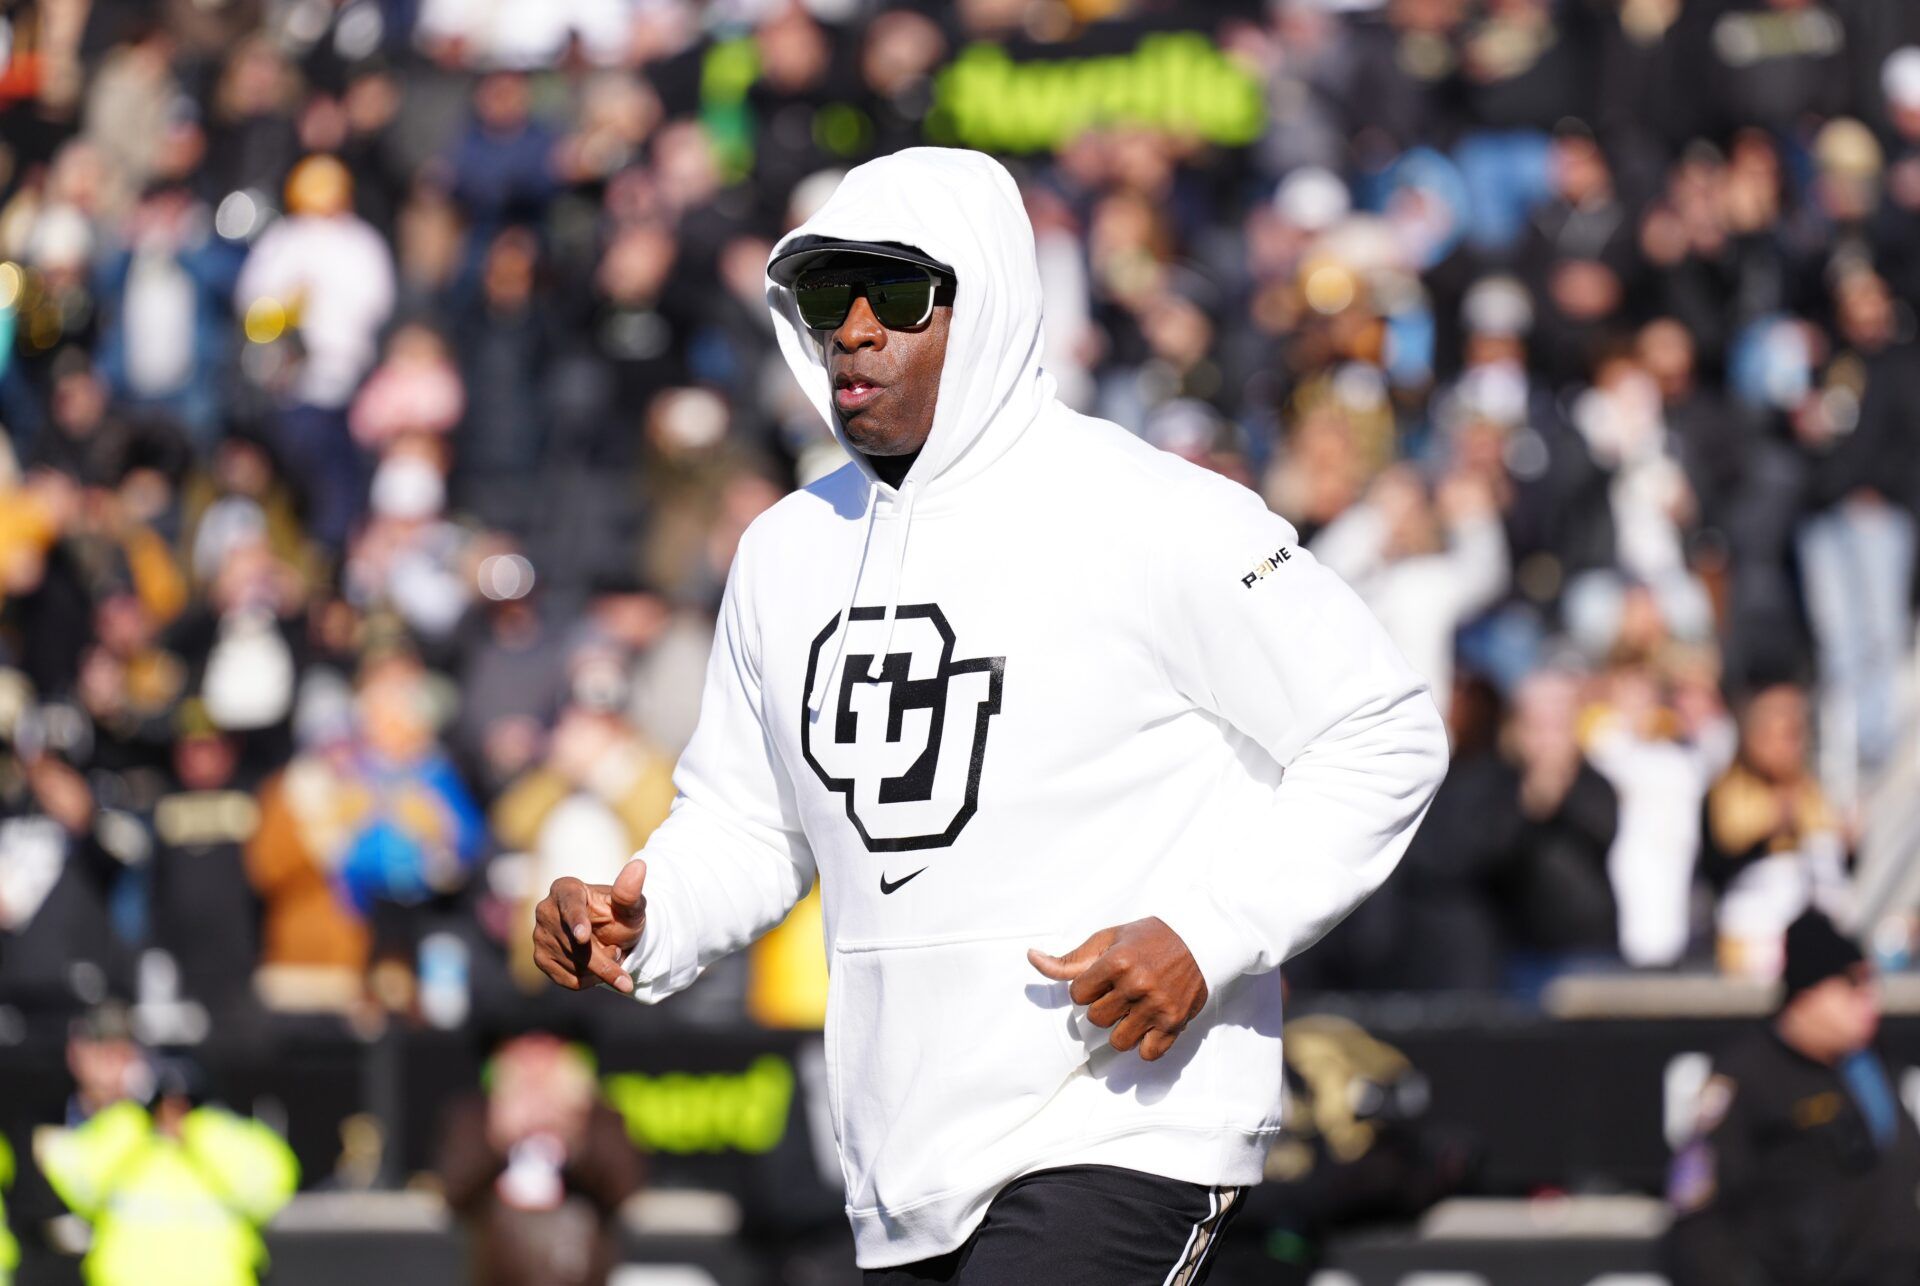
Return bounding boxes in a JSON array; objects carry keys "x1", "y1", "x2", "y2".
[{"x1": 832, "y1": 294, "x2": 886, "y2": 351}]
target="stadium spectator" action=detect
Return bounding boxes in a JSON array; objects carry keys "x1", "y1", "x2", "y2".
[
  {"x1": 437, "y1": 1029, "x2": 641, "y2": 1286},
  {"x1": 1666, "y1": 908, "x2": 1920, "y2": 1286},
  {"x1": 1311, "y1": 465, "x2": 1508, "y2": 704},
  {"x1": 148, "y1": 699, "x2": 262, "y2": 1013},
  {"x1": 35, "y1": 1056, "x2": 298, "y2": 1286},
  {"x1": 1794, "y1": 264, "x2": 1920, "y2": 777},
  {"x1": 1702, "y1": 683, "x2": 1851, "y2": 980},
  {"x1": 0, "y1": 1133, "x2": 16, "y2": 1286},
  {"x1": 234, "y1": 153, "x2": 395, "y2": 549},
  {"x1": 0, "y1": 692, "x2": 134, "y2": 1009},
  {"x1": 1583, "y1": 641, "x2": 1733, "y2": 968},
  {"x1": 93, "y1": 181, "x2": 244, "y2": 446},
  {"x1": 1494, "y1": 666, "x2": 1622, "y2": 974},
  {"x1": 61, "y1": 1003, "x2": 146, "y2": 1127},
  {"x1": 491, "y1": 657, "x2": 675, "y2": 990}
]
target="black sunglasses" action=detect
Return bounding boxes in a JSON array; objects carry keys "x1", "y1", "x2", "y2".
[{"x1": 791, "y1": 262, "x2": 955, "y2": 331}]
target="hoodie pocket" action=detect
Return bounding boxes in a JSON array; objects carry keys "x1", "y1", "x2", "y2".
[{"x1": 825, "y1": 933, "x2": 1089, "y2": 1214}]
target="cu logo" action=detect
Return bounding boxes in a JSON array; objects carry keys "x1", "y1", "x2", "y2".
[{"x1": 800, "y1": 604, "x2": 1005, "y2": 852}]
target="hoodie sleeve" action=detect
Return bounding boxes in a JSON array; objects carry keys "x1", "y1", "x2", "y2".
[
  {"x1": 623, "y1": 539, "x2": 816, "y2": 1002},
  {"x1": 1145, "y1": 475, "x2": 1449, "y2": 997}
]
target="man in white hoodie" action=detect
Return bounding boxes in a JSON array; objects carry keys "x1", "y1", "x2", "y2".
[{"x1": 532, "y1": 148, "x2": 1448, "y2": 1282}]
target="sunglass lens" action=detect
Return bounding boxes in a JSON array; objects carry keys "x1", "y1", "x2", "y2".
[
  {"x1": 866, "y1": 271, "x2": 935, "y2": 328},
  {"x1": 794, "y1": 279, "x2": 855, "y2": 330}
]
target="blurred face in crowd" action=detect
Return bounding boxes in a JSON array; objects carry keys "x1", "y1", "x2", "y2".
[
  {"x1": 1894, "y1": 95, "x2": 1920, "y2": 145},
  {"x1": 345, "y1": 71, "x2": 402, "y2": 137},
  {"x1": 176, "y1": 731, "x2": 238, "y2": 791},
  {"x1": 958, "y1": 0, "x2": 1027, "y2": 38},
  {"x1": 95, "y1": 592, "x2": 154, "y2": 658},
  {"x1": 212, "y1": 539, "x2": 285, "y2": 613},
  {"x1": 1614, "y1": 585, "x2": 1670, "y2": 658},
  {"x1": 488, "y1": 1034, "x2": 597, "y2": 1151},
  {"x1": 1389, "y1": 0, "x2": 1465, "y2": 35},
  {"x1": 1784, "y1": 964, "x2": 1881, "y2": 1062},
  {"x1": 213, "y1": 438, "x2": 274, "y2": 499},
  {"x1": 285, "y1": 154, "x2": 352, "y2": 218},
  {"x1": 385, "y1": 322, "x2": 451, "y2": 369},
  {"x1": 1555, "y1": 134, "x2": 1612, "y2": 206},
  {"x1": 356, "y1": 654, "x2": 436, "y2": 761},
  {"x1": 757, "y1": 7, "x2": 830, "y2": 94},
  {"x1": 474, "y1": 72, "x2": 531, "y2": 133},
  {"x1": 652, "y1": 121, "x2": 721, "y2": 213},
  {"x1": 1282, "y1": 406, "x2": 1365, "y2": 524},
  {"x1": 1465, "y1": 330, "x2": 1526, "y2": 370},
  {"x1": 1835, "y1": 271, "x2": 1895, "y2": 350},
  {"x1": 719, "y1": 234, "x2": 774, "y2": 306},
  {"x1": 220, "y1": 37, "x2": 291, "y2": 120},
  {"x1": 598, "y1": 223, "x2": 676, "y2": 306},
  {"x1": 1371, "y1": 467, "x2": 1441, "y2": 559},
  {"x1": 810, "y1": 256, "x2": 952, "y2": 467},
  {"x1": 1090, "y1": 193, "x2": 1169, "y2": 304},
  {"x1": 647, "y1": 387, "x2": 729, "y2": 459},
  {"x1": 130, "y1": 185, "x2": 192, "y2": 246},
  {"x1": 1722, "y1": 131, "x2": 1782, "y2": 232},
  {"x1": 1140, "y1": 294, "x2": 1214, "y2": 372},
  {"x1": 1637, "y1": 318, "x2": 1696, "y2": 400},
  {"x1": 589, "y1": 587, "x2": 669, "y2": 650},
  {"x1": 484, "y1": 228, "x2": 539, "y2": 312},
  {"x1": 52, "y1": 365, "x2": 108, "y2": 435},
  {"x1": 1108, "y1": 132, "x2": 1178, "y2": 200},
  {"x1": 1509, "y1": 669, "x2": 1582, "y2": 768},
  {"x1": 1552, "y1": 259, "x2": 1621, "y2": 322},
  {"x1": 67, "y1": 1032, "x2": 142, "y2": 1113},
  {"x1": 1742, "y1": 684, "x2": 1809, "y2": 783},
  {"x1": 862, "y1": 10, "x2": 945, "y2": 98}
]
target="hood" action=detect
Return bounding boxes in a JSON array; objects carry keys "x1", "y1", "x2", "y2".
[{"x1": 767, "y1": 147, "x2": 1055, "y2": 497}]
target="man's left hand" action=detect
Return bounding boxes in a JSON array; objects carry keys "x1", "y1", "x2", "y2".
[{"x1": 1028, "y1": 918, "x2": 1208, "y2": 1062}]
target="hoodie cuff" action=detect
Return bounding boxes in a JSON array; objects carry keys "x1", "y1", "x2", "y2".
[
  {"x1": 1154, "y1": 884, "x2": 1267, "y2": 1003},
  {"x1": 623, "y1": 862, "x2": 694, "y2": 1002}
]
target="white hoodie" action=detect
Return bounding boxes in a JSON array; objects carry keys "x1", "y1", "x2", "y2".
[{"x1": 622, "y1": 148, "x2": 1448, "y2": 1268}]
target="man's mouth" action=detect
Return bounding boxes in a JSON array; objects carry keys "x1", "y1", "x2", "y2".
[{"x1": 833, "y1": 374, "x2": 885, "y2": 412}]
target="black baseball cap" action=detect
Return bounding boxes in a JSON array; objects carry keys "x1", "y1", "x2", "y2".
[
  {"x1": 1781, "y1": 908, "x2": 1867, "y2": 1007},
  {"x1": 768, "y1": 235, "x2": 954, "y2": 287}
]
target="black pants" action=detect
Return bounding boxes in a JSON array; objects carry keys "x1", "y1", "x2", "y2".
[{"x1": 863, "y1": 1165, "x2": 1244, "y2": 1286}]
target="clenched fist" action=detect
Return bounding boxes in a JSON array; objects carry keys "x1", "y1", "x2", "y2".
[
  {"x1": 1028, "y1": 917, "x2": 1208, "y2": 1062},
  {"x1": 532, "y1": 859, "x2": 648, "y2": 995}
]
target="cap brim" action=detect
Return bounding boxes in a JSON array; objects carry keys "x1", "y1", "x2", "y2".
[{"x1": 768, "y1": 237, "x2": 953, "y2": 287}]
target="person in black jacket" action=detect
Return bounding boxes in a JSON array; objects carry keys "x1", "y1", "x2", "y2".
[
  {"x1": 1666, "y1": 910, "x2": 1920, "y2": 1286},
  {"x1": 1793, "y1": 265, "x2": 1920, "y2": 774}
]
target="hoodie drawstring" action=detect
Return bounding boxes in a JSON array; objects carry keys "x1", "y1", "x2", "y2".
[
  {"x1": 808, "y1": 476, "x2": 918, "y2": 717},
  {"x1": 869, "y1": 478, "x2": 917, "y2": 677},
  {"x1": 808, "y1": 479, "x2": 879, "y2": 718}
]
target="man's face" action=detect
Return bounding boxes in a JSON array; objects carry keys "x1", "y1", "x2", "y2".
[
  {"x1": 1792, "y1": 966, "x2": 1882, "y2": 1057},
  {"x1": 810, "y1": 259, "x2": 952, "y2": 462},
  {"x1": 68, "y1": 1035, "x2": 139, "y2": 1108},
  {"x1": 1837, "y1": 273, "x2": 1895, "y2": 349},
  {"x1": 1742, "y1": 684, "x2": 1807, "y2": 782}
]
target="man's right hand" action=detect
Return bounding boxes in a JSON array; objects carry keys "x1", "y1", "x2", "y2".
[{"x1": 532, "y1": 860, "x2": 648, "y2": 995}]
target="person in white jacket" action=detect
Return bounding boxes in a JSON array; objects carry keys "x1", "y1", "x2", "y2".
[{"x1": 532, "y1": 148, "x2": 1448, "y2": 1283}]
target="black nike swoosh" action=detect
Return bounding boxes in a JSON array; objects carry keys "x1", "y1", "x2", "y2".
[{"x1": 879, "y1": 867, "x2": 928, "y2": 895}]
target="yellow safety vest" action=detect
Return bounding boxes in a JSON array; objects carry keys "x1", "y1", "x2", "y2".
[
  {"x1": 0, "y1": 1132, "x2": 19, "y2": 1285},
  {"x1": 35, "y1": 1102, "x2": 299, "y2": 1286}
]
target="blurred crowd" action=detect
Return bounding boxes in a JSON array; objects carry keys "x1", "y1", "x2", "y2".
[{"x1": 3, "y1": 0, "x2": 1920, "y2": 1048}]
